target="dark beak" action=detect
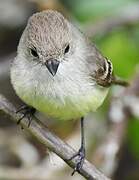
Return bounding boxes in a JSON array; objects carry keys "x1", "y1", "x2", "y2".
[{"x1": 45, "y1": 58, "x2": 60, "y2": 76}]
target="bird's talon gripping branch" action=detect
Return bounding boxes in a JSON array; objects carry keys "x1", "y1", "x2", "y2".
[
  {"x1": 69, "y1": 146, "x2": 85, "y2": 175},
  {"x1": 16, "y1": 105, "x2": 36, "y2": 127}
]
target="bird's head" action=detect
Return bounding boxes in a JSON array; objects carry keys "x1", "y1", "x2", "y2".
[{"x1": 18, "y1": 10, "x2": 81, "y2": 76}]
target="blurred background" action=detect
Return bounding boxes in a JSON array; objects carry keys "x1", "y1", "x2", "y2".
[{"x1": 0, "y1": 0, "x2": 139, "y2": 179}]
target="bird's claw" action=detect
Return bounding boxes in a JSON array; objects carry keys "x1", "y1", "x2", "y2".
[
  {"x1": 68, "y1": 146, "x2": 85, "y2": 176},
  {"x1": 16, "y1": 105, "x2": 36, "y2": 127}
]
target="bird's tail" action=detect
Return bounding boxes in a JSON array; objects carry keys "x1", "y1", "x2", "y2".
[{"x1": 112, "y1": 76, "x2": 129, "y2": 87}]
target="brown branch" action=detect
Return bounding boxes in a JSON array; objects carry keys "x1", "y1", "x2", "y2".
[{"x1": 0, "y1": 94, "x2": 110, "y2": 180}]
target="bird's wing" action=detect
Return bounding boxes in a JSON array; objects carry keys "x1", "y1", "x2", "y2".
[
  {"x1": 86, "y1": 43, "x2": 114, "y2": 87},
  {"x1": 86, "y1": 43, "x2": 128, "y2": 87}
]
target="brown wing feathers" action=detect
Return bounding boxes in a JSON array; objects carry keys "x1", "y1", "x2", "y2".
[
  {"x1": 95, "y1": 58, "x2": 128, "y2": 87},
  {"x1": 95, "y1": 58, "x2": 113, "y2": 87}
]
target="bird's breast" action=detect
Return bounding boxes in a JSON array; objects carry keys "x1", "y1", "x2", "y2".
[{"x1": 11, "y1": 58, "x2": 109, "y2": 121}]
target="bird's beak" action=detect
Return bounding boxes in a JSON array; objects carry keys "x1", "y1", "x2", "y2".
[{"x1": 45, "y1": 58, "x2": 60, "y2": 76}]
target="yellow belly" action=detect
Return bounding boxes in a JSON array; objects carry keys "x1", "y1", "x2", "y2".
[{"x1": 24, "y1": 86, "x2": 109, "y2": 121}]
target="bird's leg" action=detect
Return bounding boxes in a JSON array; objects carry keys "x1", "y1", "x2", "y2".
[
  {"x1": 16, "y1": 105, "x2": 36, "y2": 127},
  {"x1": 69, "y1": 117, "x2": 85, "y2": 175}
]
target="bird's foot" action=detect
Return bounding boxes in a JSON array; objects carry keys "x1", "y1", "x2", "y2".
[
  {"x1": 68, "y1": 146, "x2": 85, "y2": 176},
  {"x1": 16, "y1": 105, "x2": 36, "y2": 127}
]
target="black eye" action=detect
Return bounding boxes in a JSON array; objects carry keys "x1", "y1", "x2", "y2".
[
  {"x1": 64, "y1": 44, "x2": 70, "y2": 54},
  {"x1": 30, "y1": 48, "x2": 39, "y2": 58}
]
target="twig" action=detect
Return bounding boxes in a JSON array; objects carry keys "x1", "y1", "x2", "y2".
[{"x1": 0, "y1": 94, "x2": 110, "y2": 180}]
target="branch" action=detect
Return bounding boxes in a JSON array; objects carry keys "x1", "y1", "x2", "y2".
[{"x1": 0, "y1": 94, "x2": 110, "y2": 180}]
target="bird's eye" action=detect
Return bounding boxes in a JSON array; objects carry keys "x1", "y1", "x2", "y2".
[
  {"x1": 64, "y1": 44, "x2": 70, "y2": 54},
  {"x1": 30, "y1": 48, "x2": 39, "y2": 58}
]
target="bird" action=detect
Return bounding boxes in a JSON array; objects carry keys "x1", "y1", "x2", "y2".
[{"x1": 10, "y1": 10, "x2": 128, "y2": 175}]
